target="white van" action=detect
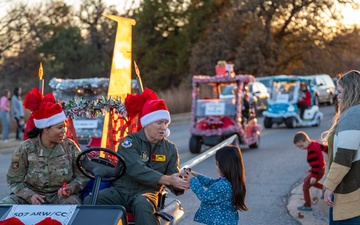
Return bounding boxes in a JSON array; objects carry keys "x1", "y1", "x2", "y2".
[{"x1": 309, "y1": 74, "x2": 336, "y2": 105}]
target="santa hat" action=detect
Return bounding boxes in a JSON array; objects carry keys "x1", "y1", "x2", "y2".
[
  {"x1": 33, "y1": 102, "x2": 66, "y2": 129},
  {"x1": 140, "y1": 99, "x2": 171, "y2": 137}
]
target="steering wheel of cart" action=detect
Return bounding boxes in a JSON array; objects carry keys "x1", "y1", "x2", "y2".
[{"x1": 76, "y1": 148, "x2": 126, "y2": 205}]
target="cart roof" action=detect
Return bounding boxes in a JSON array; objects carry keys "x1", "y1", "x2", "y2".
[
  {"x1": 272, "y1": 75, "x2": 314, "y2": 82},
  {"x1": 49, "y1": 77, "x2": 109, "y2": 90},
  {"x1": 192, "y1": 74, "x2": 255, "y2": 84}
]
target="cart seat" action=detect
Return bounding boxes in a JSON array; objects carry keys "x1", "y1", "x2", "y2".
[{"x1": 195, "y1": 116, "x2": 235, "y2": 130}]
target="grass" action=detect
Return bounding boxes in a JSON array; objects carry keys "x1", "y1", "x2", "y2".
[{"x1": 158, "y1": 84, "x2": 192, "y2": 114}]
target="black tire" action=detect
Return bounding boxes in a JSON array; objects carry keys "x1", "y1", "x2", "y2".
[
  {"x1": 249, "y1": 135, "x2": 260, "y2": 149},
  {"x1": 285, "y1": 117, "x2": 296, "y2": 128},
  {"x1": 189, "y1": 135, "x2": 202, "y2": 154},
  {"x1": 264, "y1": 117, "x2": 272, "y2": 128}
]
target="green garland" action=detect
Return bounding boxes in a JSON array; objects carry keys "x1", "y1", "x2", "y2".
[{"x1": 60, "y1": 96, "x2": 127, "y2": 119}]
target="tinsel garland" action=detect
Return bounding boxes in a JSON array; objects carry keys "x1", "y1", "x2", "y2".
[{"x1": 60, "y1": 96, "x2": 127, "y2": 119}]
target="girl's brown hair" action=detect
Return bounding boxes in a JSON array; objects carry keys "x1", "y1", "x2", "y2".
[{"x1": 215, "y1": 145, "x2": 248, "y2": 211}]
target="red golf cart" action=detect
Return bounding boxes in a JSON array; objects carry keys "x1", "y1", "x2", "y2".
[{"x1": 189, "y1": 74, "x2": 262, "y2": 153}]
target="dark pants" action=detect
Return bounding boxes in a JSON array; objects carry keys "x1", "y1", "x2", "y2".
[
  {"x1": 297, "y1": 103, "x2": 309, "y2": 119},
  {"x1": 302, "y1": 167, "x2": 325, "y2": 207},
  {"x1": 14, "y1": 117, "x2": 24, "y2": 140},
  {"x1": 84, "y1": 187, "x2": 159, "y2": 225}
]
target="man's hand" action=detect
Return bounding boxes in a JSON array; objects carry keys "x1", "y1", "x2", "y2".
[
  {"x1": 159, "y1": 173, "x2": 190, "y2": 190},
  {"x1": 31, "y1": 194, "x2": 45, "y2": 204}
]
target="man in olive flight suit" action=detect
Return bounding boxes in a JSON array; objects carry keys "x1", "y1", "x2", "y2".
[{"x1": 84, "y1": 99, "x2": 189, "y2": 225}]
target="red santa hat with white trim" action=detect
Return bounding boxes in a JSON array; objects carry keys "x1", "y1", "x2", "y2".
[
  {"x1": 140, "y1": 99, "x2": 171, "y2": 137},
  {"x1": 33, "y1": 102, "x2": 66, "y2": 129}
]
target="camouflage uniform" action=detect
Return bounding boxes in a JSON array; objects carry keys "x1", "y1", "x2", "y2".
[
  {"x1": 0, "y1": 136, "x2": 89, "y2": 204},
  {"x1": 84, "y1": 129, "x2": 183, "y2": 225}
]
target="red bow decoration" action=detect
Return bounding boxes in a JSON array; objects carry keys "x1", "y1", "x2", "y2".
[
  {"x1": 0, "y1": 217, "x2": 24, "y2": 225},
  {"x1": 35, "y1": 217, "x2": 62, "y2": 225},
  {"x1": 124, "y1": 88, "x2": 158, "y2": 131},
  {"x1": 0, "y1": 217, "x2": 61, "y2": 225}
]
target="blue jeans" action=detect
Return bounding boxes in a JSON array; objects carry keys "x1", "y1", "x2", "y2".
[
  {"x1": 0, "y1": 111, "x2": 10, "y2": 140},
  {"x1": 329, "y1": 195, "x2": 360, "y2": 225}
]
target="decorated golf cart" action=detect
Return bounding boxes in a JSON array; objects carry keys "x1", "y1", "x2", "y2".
[
  {"x1": 262, "y1": 75, "x2": 323, "y2": 128},
  {"x1": 49, "y1": 77, "x2": 142, "y2": 149},
  {"x1": 189, "y1": 74, "x2": 262, "y2": 154}
]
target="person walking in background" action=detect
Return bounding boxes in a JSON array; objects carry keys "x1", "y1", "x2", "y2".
[
  {"x1": 0, "y1": 101, "x2": 88, "y2": 205},
  {"x1": 321, "y1": 70, "x2": 360, "y2": 224},
  {"x1": 11, "y1": 87, "x2": 25, "y2": 141},
  {"x1": 0, "y1": 89, "x2": 11, "y2": 142},
  {"x1": 182, "y1": 145, "x2": 248, "y2": 225},
  {"x1": 293, "y1": 131, "x2": 328, "y2": 211},
  {"x1": 297, "y1": 82, "x2": 312, "y2": 119}
]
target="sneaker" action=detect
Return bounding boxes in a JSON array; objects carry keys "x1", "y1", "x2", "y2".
[{"x1": 297, "y1": 205, "x2": 312, "y2": 211}]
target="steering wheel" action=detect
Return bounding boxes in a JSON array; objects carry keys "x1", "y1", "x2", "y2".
[{"x1": 76, "y1": 147, "x2": 126, "y2": 182}]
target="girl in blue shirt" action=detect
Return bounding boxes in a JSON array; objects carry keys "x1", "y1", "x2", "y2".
[{"x1": 183, "y1": 145, "x2": 248, "y2": 224}]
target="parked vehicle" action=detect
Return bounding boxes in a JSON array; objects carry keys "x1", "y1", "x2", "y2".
[
  {"x1": 256, "y1": 76, "x2": 273, "y2": 93},
  {"x1": 309, "y1": 74, "x2": 336, "y2": 105},
  {"x1": 262, "y1": 75, "x2": 323, "y2": 128},
  {"x1": 219, "y1": 81, "x2": 269, "y2": 115},
  {"x1": 189, "y1": 74, "x2": 262, "y2": 153}
]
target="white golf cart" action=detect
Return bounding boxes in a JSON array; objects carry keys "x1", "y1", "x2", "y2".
[{"x1": 262, "y1": 76, "x2": 323, "y2": 128}]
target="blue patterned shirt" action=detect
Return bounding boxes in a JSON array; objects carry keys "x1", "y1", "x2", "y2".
[{"x1": 190, "y1": 174, "x2": 239, "y2": 225}]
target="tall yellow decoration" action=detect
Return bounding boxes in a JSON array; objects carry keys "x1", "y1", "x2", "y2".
[
  {"x1": 38, "y1": 62, "x2": 44, "y2": 95},
  {"x1": 101, "y1": 15, "x2": 136, "y2": 149}
]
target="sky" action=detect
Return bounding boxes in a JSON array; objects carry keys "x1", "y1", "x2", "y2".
[
  {"x1": 0, "y1": 0, "x2": 359, "y2": 25},
  {"x1": 0, "y1": 0, "x2": 137, "y2": 16}
]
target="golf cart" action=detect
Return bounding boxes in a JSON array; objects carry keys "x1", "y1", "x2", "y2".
[
  {"x1": 189, "y1": 74, "x2": 262, "y2": 154},
  {"x1": 262, "y1": 75, "x2": 323, "y2": 128}
]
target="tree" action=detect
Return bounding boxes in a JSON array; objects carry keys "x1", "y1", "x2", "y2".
[
  {"x1": 129, "y1": 0, "x2": 191, "y2": 90},
  {"x1": 189, "y1": 0, "x2": 360, "y2": 78}
]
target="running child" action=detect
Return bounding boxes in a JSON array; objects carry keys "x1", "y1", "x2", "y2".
[{"x1": 293, "y1": 131, "x2": 328, "y2": 211}]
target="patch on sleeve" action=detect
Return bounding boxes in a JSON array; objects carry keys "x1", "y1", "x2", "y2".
[
  {"x1": 11, "y1": 154, "x2": 20, "y2": 161},
  {"x1": 152, "y1": 154, "x2": 166, "y2": 162},
  {"x1": 11, "y1": 162, "x2": 20, "y2": 171},
  {"x1": 121, "y1": 139, "x2": 133, "y2": 148}
]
